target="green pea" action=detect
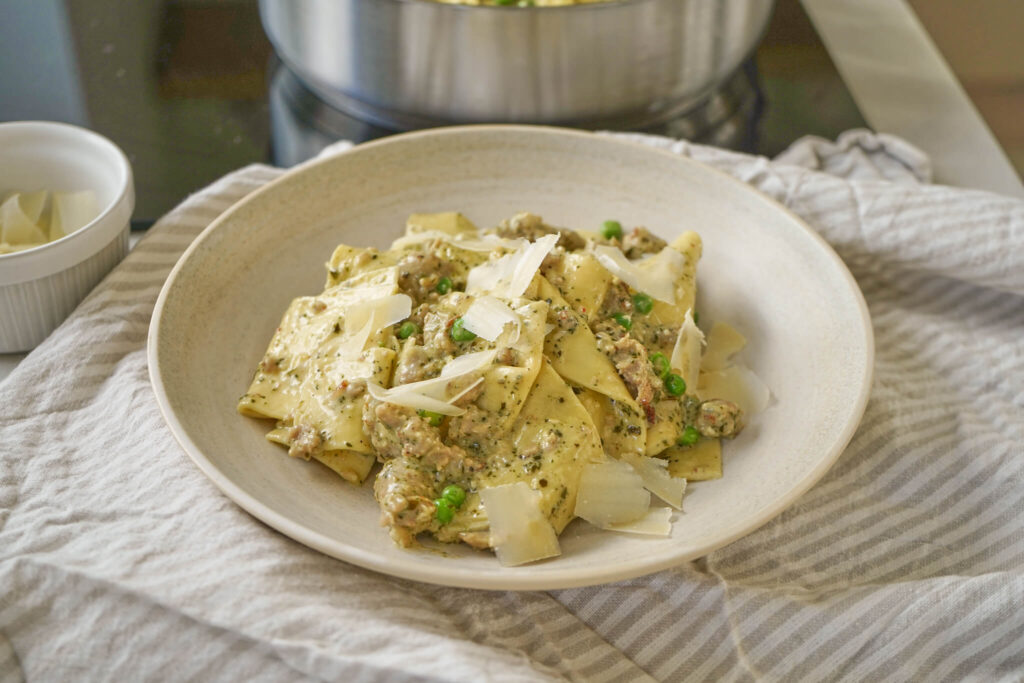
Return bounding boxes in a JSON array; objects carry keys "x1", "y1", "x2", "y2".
[
  {"x1": 397, "y1": 321, "x2": 419, "y2": 339},
  {"x1": 450, "y1": 317, "x2": 477, "y2": 342},
  {"x1": 601, "y1": 220, "x2": 623, "y2": 240},
  {"x1": 436, "y1": 277, "x2": 452, "y2": 294},
  {"x1": 434, "y1": 498, "x2": 455, "y2": 524},
  {"x1": 650, "y1": 352, "x2": 670, "y2": 379},
  {"x1": 441, "y1": 484, "x2": 466, "y2": 508},
  {"x1": 612, "y1": 313, "x2": 632, "y2": 330},
  {"x1": 693, "y1": 311, "x2": 700, "y2": 325},
  {"x1": 677, "y1": 425, "x2": 700, "y2": 446},
  {"x1": 664, "y1": 372, "x2": 686, "y2": 396},
  {"x1": 632, "y1": 292, "x2": 653, "y2": 315},
  {"x1": 493, "y1": 0, "x2": 515, "y2": 5},
  {"x1": 417, "y1": 409, "x2": 444, "y2": 427}
]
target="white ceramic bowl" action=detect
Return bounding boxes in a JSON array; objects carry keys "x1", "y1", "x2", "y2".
[
  {"x1": 150, "y1": 126, "x2": 873, "y2": 590},
  {"x1": 0, "y1": 121, "x2": 134, "y2": 352}
]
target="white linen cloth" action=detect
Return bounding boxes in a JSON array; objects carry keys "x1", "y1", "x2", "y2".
[{"x1": 2, "y1": 130, "x2": 1023, "y2": 682}]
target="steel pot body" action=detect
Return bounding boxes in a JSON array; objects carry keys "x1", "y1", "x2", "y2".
[{"x1": 260, "y1": 0, "x2": 774, "y2": 129}]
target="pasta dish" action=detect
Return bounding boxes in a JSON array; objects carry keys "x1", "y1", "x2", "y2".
[{"x1": 238, "y1": 212, "x2": 766, "y2": 565}]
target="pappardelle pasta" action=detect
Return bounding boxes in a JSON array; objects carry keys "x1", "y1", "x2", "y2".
[{"x1": 238, "y1": 212, "x2": 767, "y2": 565}]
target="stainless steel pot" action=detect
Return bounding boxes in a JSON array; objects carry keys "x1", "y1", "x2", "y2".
[{"x1": 259, "y1": 0, "x2": 774, "y2": 130}]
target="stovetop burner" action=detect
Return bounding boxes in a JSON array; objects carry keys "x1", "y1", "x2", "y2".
[{"x1": 269, "y1": 61, "x2": 763, "y2": 168}]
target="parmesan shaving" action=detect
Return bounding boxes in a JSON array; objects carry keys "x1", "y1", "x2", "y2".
[
  {"x1": 0, "y1": 190, "x2": 100, "y2": 251},
  {"x1": 698, "y1": 364, "x2": 771, "y2": 416},
  {"x1": 447, "y1": 376, "x2": 485, "y2": 405},
  {"x1": 670, "y1": 309, "x2": 704, "y2": 392},
  {"x1": 623, "y1": 454, "x2": 687, "y2": 509},
  {"x1": 606, "y1": 507, "x2": 673, "y2": 536},
  {"x1": 439, "y1": 349, "x2": 498, "y2": 381},
  {"x1": 337, "y1": 314, "x2": 375, "y2": 358},
  {"x1": 574, "y1": 459, "x2": 650, "y2": 527},
  {"x1": 466, "y1": 253, "x2": 515, "y2": 295},
  {"x1": 367, "y1": 348, "x2": 496, "y2": 414},
  {"x1": 1, "y1": 193, "x2": 47, "y2": 245},
  {"x1": 480, "y1": 482, "x2": 561, "y2": 566},
  {"x1": 507, "y1": 233, "x2": 558, "y2": 297},
  {"x1": 346, "y1": 294, "x2": 412, "y2": 332},
  {"x1": 592, "y1": 245, "x2": 684, "y2": 303},
  {"x1": 16, "y1": 191, "x2": 47, "y2": 223},
  {"x1": 366, "y1": 382, "x2": 467, "y2": 416},
  {"x1": 466, "y1": 234, "x2": 558, "y2": 299},
  {"x1": 460, "y1": 296, "x2": 520, "y2": 342},
  {"x1": 338, "y1": 294, "x2": 412, "y2": 356},
  {"x1": 51, "y1": 190, "x2": 100, "y2": 242}
]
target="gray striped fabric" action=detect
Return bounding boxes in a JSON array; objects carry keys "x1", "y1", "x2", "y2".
[{"x1": 2, "y1": 132, "x2": 1023, "y2": 682}]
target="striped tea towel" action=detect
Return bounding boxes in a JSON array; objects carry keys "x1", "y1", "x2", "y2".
[{"x1": 2, "y1": 130, "x2": 1023, "y2": 682}]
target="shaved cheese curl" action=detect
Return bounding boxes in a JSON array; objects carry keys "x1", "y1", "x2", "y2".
[
  {"x1": 337, "y1": 314, "x2": 375, "y2": 358},
  {"x1": 366, "y1": 382, "x2": 467, "y2": 416},
  {"x1": 480, "y1": 483, "x2": 561, "y2": 566},
  {"x1": 670, "y1": 308, "x2": 704, "y2": 392},
  {"x1": 506, "y1": 233, "x2": 558, "y2": 298},
  {"x1": 460, "y1": 296, "x2": 520, "y2": 342},
  {"x1": 592, "y1": 245, "x2": 683, "y2": 303},
  {"x1": 385, "y1": 348, "x2": 496, "y2": 401},
  {"x1": 448, "y1": 376, "x2": 485, "y2": 405},
  {"x1": 365, "y1": 346, "x2": 496, "y2": 414},
  {"x1": 624, "y1": 455, "x2": 687, "y2": 509},
  {"x1": 439, "y1": 349, "x2": 498, "y2": 380},
  {"x1": 466, "y1": 234, "x2": 558, "y2": 299},
  {"x1": 574, "y1": 459, "x2": 650, "y2": 527},
  {"x1": 337, "y1": 293, "x2": 412, "y2": 357},
  {"x1": 607, "y1": 507, "x2": 673, "y2": 536}
]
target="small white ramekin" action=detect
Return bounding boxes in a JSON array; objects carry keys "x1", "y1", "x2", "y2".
[{"x1": 0, "y1": 121, "x2": 135, "y2": 352}]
